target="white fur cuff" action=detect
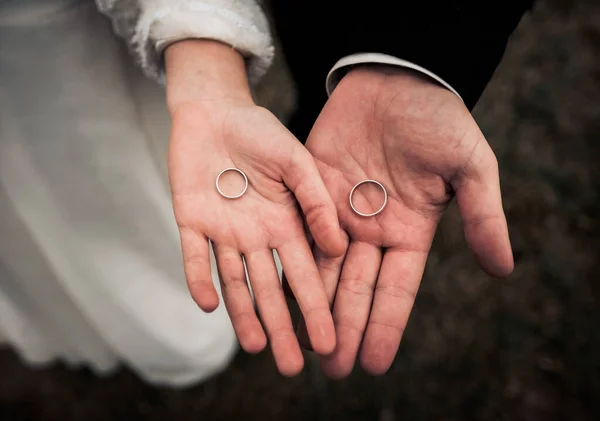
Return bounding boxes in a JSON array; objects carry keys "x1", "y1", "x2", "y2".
[{"x1": 135, "y1": 2, "x2": 274, "y2": 85}]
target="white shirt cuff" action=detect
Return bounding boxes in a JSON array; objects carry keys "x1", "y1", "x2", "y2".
[{"x1": 325, "y1": 53, "x2": 463, "y2": 102}]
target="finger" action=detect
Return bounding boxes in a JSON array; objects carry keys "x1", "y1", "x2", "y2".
[
  {"x1": 359, "y1": 247, "x2": 428, "y2": 375},
  {"x1": 282, "y1": 224, "x2": 316, "y2": 302},
  {"x1": 213, "y1": 244, "x2": 266, "y2": 354},
  {"x1": 320, "y1": 241, "x2": 382, "y2": 379},
  {"x1": 278, "y1": 239, "x2": 337, "y2": 356},
  {"x1": 297, "y1": 239, "x2": 348, "y2": 350},
  {"x1": 281, "y1": 146, "x2": 345, "y2": 257},
  {"x1": 315, "y1": 234, "x2": 349, "y2": 305},
  {"x1": 244, "y1": 249, "x2": 303, "y2": 376},
  {"x1": 178, "y1": 227, "x2": 219, "y2": 312},
  {"x1": 281, "y1": 223, "x2": 313, "y2": 302},
  {"x1": 452, "y1": 143, "x2": 513, "y2": 277}
]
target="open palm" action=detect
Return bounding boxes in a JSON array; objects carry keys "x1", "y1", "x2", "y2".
[
  {"x1": 169, "y1": 101, "x2": 345, "y2": 375},
  {"x1": 301, "y1": 67, "x2": 514, "y2": 378}
]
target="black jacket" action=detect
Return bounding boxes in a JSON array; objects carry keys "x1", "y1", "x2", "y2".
[{"x1": 272, "y1": 1, "x2": 535, "y2": 116}]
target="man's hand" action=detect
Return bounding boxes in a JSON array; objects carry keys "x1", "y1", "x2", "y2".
[
  {"x1": 299, "y1": 66, "x2": 513, "y2": 378},
  {"x1": 165, "y1": 40, "x2": 345, "y2": 376}
]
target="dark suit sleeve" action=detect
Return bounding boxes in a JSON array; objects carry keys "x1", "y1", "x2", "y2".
[{"x1": 271, "y1": 1, "x2": 535, "y2": 111}]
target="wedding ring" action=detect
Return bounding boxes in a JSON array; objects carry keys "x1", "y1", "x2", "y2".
[
  {"x1": 349, "y1": 179, "x2": 388, "y2": 217},
  {"x1": 216, "y1": 168, "x2": 248, "y2": 199}
]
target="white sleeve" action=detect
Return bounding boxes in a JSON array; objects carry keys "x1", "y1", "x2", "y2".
[
  {"x1": 95, "y1": 0, "x2": 274, "y2": 85},
  {"x1": 326, "y1": 53, "x2": 463, "y2": 102}
]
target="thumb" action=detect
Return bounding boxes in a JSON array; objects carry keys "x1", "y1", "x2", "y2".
[
  {"x1": 282, "y1": 145, "x2": 346, "y2": 258},
  {"x1": 452, "y1": 142, "x2": 514, "y2": 278}
]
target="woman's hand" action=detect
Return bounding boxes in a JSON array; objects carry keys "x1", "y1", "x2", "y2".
[{"x1": 165, "y1": 40, "x2": 345, "y2": 375}]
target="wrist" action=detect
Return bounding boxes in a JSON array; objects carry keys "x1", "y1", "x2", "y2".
[
  {"x1": 339, "y1": 64, "x2": 458, "y2": 109},
  {"x1": 165, "y1": 39, "x2": 254, "y2": 114}
]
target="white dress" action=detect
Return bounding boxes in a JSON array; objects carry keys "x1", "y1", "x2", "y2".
[{"x1": 0, "y1": 0, "x2": 274, "y2": 386}]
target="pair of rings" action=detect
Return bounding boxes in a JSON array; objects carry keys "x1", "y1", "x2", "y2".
[{"x1": 216, "y1": 167, "x2": 388, "y2": 217}]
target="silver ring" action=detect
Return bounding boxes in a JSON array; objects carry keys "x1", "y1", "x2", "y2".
[
  {"x1": 216, "y1": 168, "x2": 249, "y2": 199},
  {"x1": 349, "y1": 179, "x2": 388, "y2": 217}
]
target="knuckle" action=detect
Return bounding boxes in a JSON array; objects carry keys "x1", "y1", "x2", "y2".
[
  {"x1": 368, "y1": 319, "x2": 406, "y2": 336},
  {"x1": 266, "y1": 324, "x2": 295, "y2": 341},
  {"x1": 253, "y1": 283, "x2": 283, "y2": 302},
  {"x1": 300, "y1": 304, "x2": 331, "y2": 321},
  {"x1": 229, "y1": 309, "x2": 258, "y2": 326},
  {"x1": 219, "y1": 253, "x2": 242, "y2": 271},
  {"x1": 187, "y1": 279, "x2": 206, "y2": 291},
  {"x1": 375, "y1": 283, "x2": 417, "y2": 303},
  {"x1": 317, "y1": 256, "x2": 344, "y2": 273},
  {"x1": 183, "y1": 253, "x2": 209, "y2": 268},
  {"x1": 338, "y1": 278, "x2": 375, "y2": 298},
  {"x1": 305, "y1": 202, "x2": 330, "y2": 229},
  {"x1": 335, "y1": 314, "x2": 365, "y2": 336},
  {"x1": 466, "y1": 213, "x2": 500, "y2": 228},
  {"x1": 221, "y1": 276, "x2": 248, "y2": 293}
]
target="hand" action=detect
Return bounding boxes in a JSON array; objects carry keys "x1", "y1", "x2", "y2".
[
  {"x1": 165, "y1": 40, "x2": 345, "y2": 375},
  {"x1": 298, "y1": 66, "x2": 513, "y2": 378}
]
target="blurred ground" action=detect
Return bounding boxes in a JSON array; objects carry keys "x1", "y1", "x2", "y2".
[{"x1": 1, "y1": 0, "x2": 600, "y2": 420}]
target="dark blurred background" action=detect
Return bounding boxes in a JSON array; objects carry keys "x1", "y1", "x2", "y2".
[{"x1": 1, "y1": 0, "x2": 599, "y2": 420}]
